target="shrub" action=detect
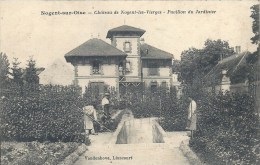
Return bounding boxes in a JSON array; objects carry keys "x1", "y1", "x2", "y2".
[
  {"x1": 127, "y1": 86, "x2": 187, "y2": 131},
  {"x1": 0, "y1": 84, "x2": 86, "y2": 143},
  {"x1": 190, "y1": 92, "x2": 259, "y2": 164}
]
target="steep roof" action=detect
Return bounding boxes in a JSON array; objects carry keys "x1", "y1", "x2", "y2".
[
  {"x1": 64, "y1": 38, "x2": 127, "y2": 61},
  {"x1": 106, "y1": 25, "x2": 146, "y2": 38},
  {"x1": 203, "y1": 51, "x2": 249, "y2": 85},
  {"x1": 140, "y1": 43, "x2": 173, "y2": 60}
]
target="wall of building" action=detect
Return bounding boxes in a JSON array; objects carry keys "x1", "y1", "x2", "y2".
[
  {"x1": 113, "y1": 36, "x2": 141, "y2": 79},
  {"x1": 113, "y1": 37, "x2": 139, "y2": 56},
  {"x1": 77, "y1": 64, "x2": 118, "y2": 77},
  {"x1": 142, "y1": 67, "x2": 172, "y2": 77},
  {"x1": 77, "y1": 78, "x2": 118, "y2": 93},
  {"x1": 125, "y1": 57, "x2": 140, "y2": 78},
  {"x1": 75, "y1": 63, "x2": 119, "y2": 94},
  {"x1": 143, "y1": 78, "x2": 171, "y2": 88}
]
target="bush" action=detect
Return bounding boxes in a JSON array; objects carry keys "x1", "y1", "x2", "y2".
[
  {"x1": 190, "y1": 92, "x2": 260, "y2": 164},
  {"x1": 127, "y1": 86, "x2": 187, "y2": 131},
  {"x1": 0, "y1": 84, "x2": 86, "y2": 143}
]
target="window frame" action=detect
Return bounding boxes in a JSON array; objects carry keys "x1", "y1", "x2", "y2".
[
  {"x1": 91, "y1": 60, "x2": 102, "y2": 75},
  {"x1": 123, "y1": 41, "x2": 132, "y2": 53}
]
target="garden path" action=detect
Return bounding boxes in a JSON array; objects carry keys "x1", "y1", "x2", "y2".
[{"x1": 74, "y1": 118, "x2": 190, "y2": 165}]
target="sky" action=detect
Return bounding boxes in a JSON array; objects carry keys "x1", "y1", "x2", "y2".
[{"x1": 0, "y1": 0, "x2": 258, "y2": 68}]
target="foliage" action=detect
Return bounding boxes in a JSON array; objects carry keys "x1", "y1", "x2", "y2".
[
  {"x1": 250, "y1": 4, "x2": 259, "y2": 45},
  {"x1": 24, "y1": 57, "x2": 39, "y2": 84},
  {"x1": 179, "y1": 39, "x2": 234, "y2": 85},
  {"x1": 0, "y1": 52, "x2": 10, "y2": 87},
  {"x1": 201, "y1": 39, "x2": 235, "y2": 74},
  {"x1": 179, "y1": 48, "x2": 201, "y2": 84},
  {"x1": 1, "y1": 141, "x2": 80, "y2": 165},
  {"x1": 0, "y1": 84, "x2": 86, "y2": 143},
  {"x1": 190, "y1": 92, "x2": 259, "y2": 164},
  {"x1": 106, "y1": 109, "x2": 128, "y2": 131},
  {"x1": 83, "y1": 85, "x2": 121, "y2": 110},
  {"x1": 126, "y1": 86, "x2": 187, "y2": 131},
  {"x1": 11, "y1": 58, "x2": 23, "y2": 85}
]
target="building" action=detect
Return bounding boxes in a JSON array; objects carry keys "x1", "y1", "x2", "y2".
[
  {"x1": 64, "y1": 25, "x2": 180, "y2": 96},
  {"x1": 203, "y1": 51, "x2": 250, "y2": 94}
]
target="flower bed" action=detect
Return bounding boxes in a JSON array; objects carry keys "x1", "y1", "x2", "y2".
[{"x1": 1, "y1": 141, "x2": 80, "y2": 165}]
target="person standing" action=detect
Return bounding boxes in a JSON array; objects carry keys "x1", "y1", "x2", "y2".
[
  {"x1": 83, "y1": 104, "x2": 98, "y2": 135},
  {"x1": 186, "y1": 97, "x2": 197, "y2": 139},
  {"x1": 102, "y1": 93, "x2": 110, "y2": 116}
]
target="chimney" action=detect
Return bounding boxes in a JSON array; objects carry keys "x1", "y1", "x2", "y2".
[
  {"x1": 218, "y1": 54, "x2": 223, "y2": 63},
  {"x1": 235, "y1": 46, "x2": 241, "y2": 54},
  {"x1": 140, "y1": 38, "x2": 145, "y2": 45}
]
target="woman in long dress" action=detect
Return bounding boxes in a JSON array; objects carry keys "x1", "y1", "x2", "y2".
[
  {"x1": 83, "y1": 105, "x2": 97, "y2": 135},
  {"x1": 186, "y1": 97, "x2": 197, "y2": 138}
]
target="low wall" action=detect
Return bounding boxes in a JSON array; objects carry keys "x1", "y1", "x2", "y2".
[
  {"x1": 109, "y1": 110, "x2": 133, "y2": 144},
  {"x1": 152, "y1": 121, "x2": 165, "y2": 143},
  {"x1": 115, "y1": 122, "x2": 128, "y2": 144}
]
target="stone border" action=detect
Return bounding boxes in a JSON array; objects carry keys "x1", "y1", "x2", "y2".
[
  {"x1": 109, "y1": 110, "x2": 134, "y2": 144},
  {"x1": 179, "y1": 139, "x2": 205, "y2": 165},
  {"x1": 57, "y1": 144, "x2": 87, "y2": 165}
]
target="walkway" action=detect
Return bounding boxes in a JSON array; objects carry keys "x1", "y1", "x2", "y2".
[{"x1": 74, "y1": 118, "x2": 190, "y2": 165}]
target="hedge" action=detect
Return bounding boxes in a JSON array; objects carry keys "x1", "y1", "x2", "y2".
[
  {"x1": 0, "y1": 84, "x2": 87, "y2": 143},
  {"x1": 190, "y1": 92, "x2": 260, "y2": 164},
  {"x1": 128, "y1": 86, "x2": 188, "y2": 131}
]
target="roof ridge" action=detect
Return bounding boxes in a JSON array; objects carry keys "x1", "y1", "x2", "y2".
[
  {"x1": 232, "y1": 52, "x2": 249, "y2": 73},
  {"x1": 64, "y1": 38, "x2": 127, "y2": 59},
  {"x1": 142, "y1": 43, "x2": 173, "y2": 56}
]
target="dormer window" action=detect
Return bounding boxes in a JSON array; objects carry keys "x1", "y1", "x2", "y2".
[{"x1": 123, "y1": 41, "x2": 132, "y2": 53}]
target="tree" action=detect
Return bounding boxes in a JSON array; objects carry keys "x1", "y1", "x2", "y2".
[
  {"x1": 179, "y1": 48, "x2": 201, "y2": 85},
  {"x1": 250, "y1": 4, "x2": 259, "y2": 45},
  {"x1": 0, "y1": 52, "x2": 10, "y2": 87},
  {"x1": 172, "y1": 59, "x2": 180, "y2": 73},
  {"x1": 179, "y1": 39, "x2": 234, "y2": 86},
  {"x1": 24, "y1": 57, "x2": 39, "y2": 84},
  {"x1": 247, "y1": 4, "x2": 259, "y2": 65},
  {"x1": 200, "y1": 39, "x2": 235, "y2": 74},
  {"x1": 11, "y1": 58, "x2": 23, "y2": 85}
]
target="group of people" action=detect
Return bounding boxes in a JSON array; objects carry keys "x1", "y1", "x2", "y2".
[
  {"x1": 82, "y1": 93, "x2": 111, "y2": 135},
  {"x1": 83, "y1": 93, "x2": 198, "y2": 138}
]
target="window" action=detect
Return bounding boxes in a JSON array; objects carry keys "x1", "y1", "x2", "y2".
[
  {"x1": 148, "y1": 62, "x2": 159, "y2": 76},
  {"x1": 123, "y1": 41, "x2": 131, "y2": 53},
  {"x1": 150, "y1": 81, "x2": 157, "y2": 93},
  {"x1": 125, "y1": 61, "x2": 131, "y2": 72},
  {"x1": 92, "y1": 61, "x2": 101, "y2": 74},
  {"x1": 161, "y1": 81, "x2": 167, "y2": 88}
]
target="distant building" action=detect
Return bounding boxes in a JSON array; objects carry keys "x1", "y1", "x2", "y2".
[
  {"x1": 64, "y1": 25, "x2": 180, "y2": 96},
  {"x1": 39, "y1": 59, "x2": 74, "y2": 86},
  {"x1": 203, "y1": 51, "x2": 250, "y2": 94}
]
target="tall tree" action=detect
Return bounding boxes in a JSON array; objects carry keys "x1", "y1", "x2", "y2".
[
  {"x1": 179, "y1": 39, "x2": 234, "y2": 85},
  {"x1": 250, "y1": 4, "x2": 259, "y2": 45},
  {"x1": 200, "y1": 39, "x2": 235, "y2": 74},
  {"x1": 179, "y1": 48, "x2": 201, "y2": 85},
  {"x1": 0, "y1": 52, "x2": 10, "y2": 87},
  {"x1": 247, "y1": 4, "x2": 259, "y2": 64},
  {"x1": 11, "y1": 58, "x2": 23, "y2": 85},
  {"x1": 24, "y1": 57, "x2": 39, "y2": 84}
]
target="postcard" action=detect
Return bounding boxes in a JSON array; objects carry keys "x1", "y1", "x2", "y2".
[{"x1": 0, "y1": 0, "x2": 259, "y2": 165}]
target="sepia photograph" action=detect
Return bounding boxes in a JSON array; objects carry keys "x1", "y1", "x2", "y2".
[{"x1": 0, "y1": 0, "x2": 259, "y2": 165}]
